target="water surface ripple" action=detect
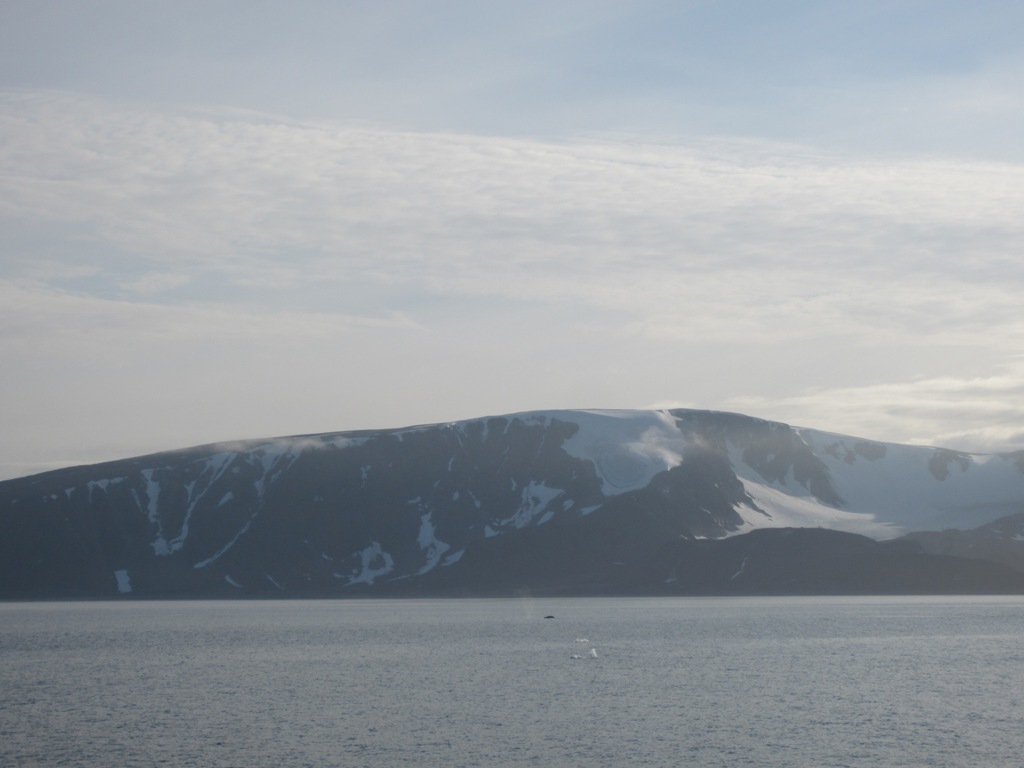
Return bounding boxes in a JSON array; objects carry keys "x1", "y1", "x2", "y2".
[{"x1": 2, "y1": 597, "x2": 1022, "y2": 767}]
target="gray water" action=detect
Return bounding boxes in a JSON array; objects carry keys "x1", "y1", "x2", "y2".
[{"x1": 2, "y1": 597, "x2": 1023, "y2": 767}]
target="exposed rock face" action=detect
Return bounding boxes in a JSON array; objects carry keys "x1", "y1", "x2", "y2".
[{"x1": 2, "y1": 409, "x2": 1023, "y2": 598}]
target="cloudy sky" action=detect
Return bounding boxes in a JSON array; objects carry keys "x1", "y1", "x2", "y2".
[{"x1": 2, "y1": 0, "x2": 1024, "y2": 479}]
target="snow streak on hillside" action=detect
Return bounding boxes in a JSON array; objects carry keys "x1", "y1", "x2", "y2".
[{"x1": 3, "y1": 407, "x2": 1024, "y2": 598}]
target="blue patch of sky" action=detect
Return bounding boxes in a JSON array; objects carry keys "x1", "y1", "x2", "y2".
[{"x1": 4, "y1": 2, "x2": 1020, "y2": 121}]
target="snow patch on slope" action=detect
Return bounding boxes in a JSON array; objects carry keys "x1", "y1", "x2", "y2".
[
  {"x1": 135, "y1": 469, "x2": 172, "y2": 556},
  {"x1": 417, "y1": 513, "x2": 450, "y2": 575},
  {"x1": 348, "y1": 542, "x2": 395, "y2": 586},
  {"x1": 502, "y1": 481, "x2": 563, "y2": 528},
  {"x1": 720, "y1": 424, "x2": 1024, "y2": 537},
  {"x1": 560, "y1": 410, "x2": 690, "y2": 495},
  {"x1": 735, "y1": 480, "x2": 900, "y2": 539},
  {"x1": 193, "y1": 511, "x2": 258, "y2": 569},
  {"x1": 87, "y1": 477, "x2": 123, "y2": 502},
  {"x1": 799, "y1": 429, "x2": 1024, "y2": 534},
  {"x1": 443, "y1": 549, "x2": 465, "y2": 566},
  {"x1": 166, "y1": 452, "x2": 236, "y2": 556},
  {"x1": 727, "y1": 443, "x2": 818, "y2": 499}
]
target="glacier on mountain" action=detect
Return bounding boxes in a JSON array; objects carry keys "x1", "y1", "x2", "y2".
[{"x1": 3, "y1": 407, "x2": 1023, "y2": 597}]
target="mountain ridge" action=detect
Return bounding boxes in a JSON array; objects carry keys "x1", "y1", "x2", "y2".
[{"x1": 3, "y1": 408, "x2": 1023, "y2": 598}]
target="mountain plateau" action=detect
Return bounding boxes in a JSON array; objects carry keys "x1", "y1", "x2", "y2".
[{"x1": 3, "y1": 409, "x2": 1023, "y2": 598}]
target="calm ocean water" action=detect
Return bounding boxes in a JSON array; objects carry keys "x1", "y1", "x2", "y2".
[{"x1": 1, "y1": 597, "x2": 1023, "y2": 767}]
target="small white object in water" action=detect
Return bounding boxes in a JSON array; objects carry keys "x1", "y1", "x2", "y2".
[{"x1": 589, "y1": 648, "x2": 598, "y2": 658}]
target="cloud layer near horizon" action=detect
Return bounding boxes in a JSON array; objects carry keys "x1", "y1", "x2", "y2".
[{"x1": 2, "y1": 91, "x2": 1024, "y2": 478}]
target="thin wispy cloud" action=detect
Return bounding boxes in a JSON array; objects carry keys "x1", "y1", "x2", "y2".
[
  {"x1": 1, "y1": 2, "x2": 1023, "y2": 478},
  {"x1": 723, "y1": 359, "x2": 1024, "y2": 454},
  {"x1": 5, "y1": 92, "x2": 1022, "y2": 299}
]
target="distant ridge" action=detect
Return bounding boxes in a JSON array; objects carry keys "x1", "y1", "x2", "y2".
[{"x1": 2, "y1": 408, "x2": 1023, "y2": 598}]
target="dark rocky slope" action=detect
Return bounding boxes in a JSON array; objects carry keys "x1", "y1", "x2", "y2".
[{"x1": 2, "y1": 409, "x2": 1023, "y2": 598}]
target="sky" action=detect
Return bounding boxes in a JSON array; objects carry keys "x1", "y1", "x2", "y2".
[{"x1": 2, "y1": 0, "x2": 1024, "y2": 480}]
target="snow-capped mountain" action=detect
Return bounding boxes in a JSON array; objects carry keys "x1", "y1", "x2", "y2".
[{"x1": 2, "y1": 409, "x2": 1023, "y2": 597}]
